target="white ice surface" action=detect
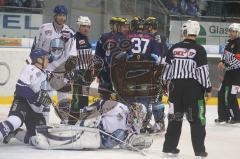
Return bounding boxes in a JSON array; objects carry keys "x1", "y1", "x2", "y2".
[{"x1": 0, "y1": 106, "x2": 239, "y2": 159}]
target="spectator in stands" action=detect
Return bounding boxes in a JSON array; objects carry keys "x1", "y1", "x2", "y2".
[
  {"x1": 0, "y1": 0, "x2": 5, "y2": 6},
  {"x1": 198, "y1": 0, "x2": 208, "y2": 16},
  {"x1": 6, "y1": 0, "x2": 23, "y2": 7},
  {"x1": 23, "y1": 0, "x2": 44, "y2": 8},
  {"x1": 166, "y1": 0, "x2": 181, "y2": 15},
  {"x1": 185, "y1": 0, "x2": 201, "y2": 16}
]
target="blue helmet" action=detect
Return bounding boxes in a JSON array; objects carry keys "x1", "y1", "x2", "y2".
[
  {"x1": 30, "y1": 48, "x2": 49, "y2": 64},
  {"x1": 53, "y1": 5, "x2": 68, "y2": 15}
]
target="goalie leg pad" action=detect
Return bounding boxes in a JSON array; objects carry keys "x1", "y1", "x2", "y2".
[
  {"x1": 33, "y1": 125, "x2": 101, "y2": 150},
  {"x1": 123, "y1": 133, "x2": 153, "y2": 150}
]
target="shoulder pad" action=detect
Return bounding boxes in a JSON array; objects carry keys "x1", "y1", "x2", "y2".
[{"x1": 40, "y1": 23, "x2": 52, "y2": 30}]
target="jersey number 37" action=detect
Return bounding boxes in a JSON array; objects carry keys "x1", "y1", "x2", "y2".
[{"x1": 131, "y1": 38, "x2": 150, "y2": 54}]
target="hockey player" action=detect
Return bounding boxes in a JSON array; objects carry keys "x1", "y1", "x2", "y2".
[
  {"x1": 119, "y1": 18, "x2": 130, "y2": 35},
  {"x1": 32, "y1": 100, "x2": 153, "y2": 151},
  {"x1": 216, "y1": 23, "x2": 240, "y2": 124},
  {"x1": 162, "y1": 20, "x2": 211, "y2": 158},
  {"x1": 123, "y1": 16, "x2": 162, "y2": 133},
  {"x1": 95, "y1": 17, "x2": 127, "y2": 100},
  {"x1": 144, "y1": 16, "x2": 167, "y2": 133},
  {"x1": 0, "y1": 48, "x2": 52, "y2": 144},
  {"x1": 33, "y1": 5, "x2": 77, "y2": 104}
]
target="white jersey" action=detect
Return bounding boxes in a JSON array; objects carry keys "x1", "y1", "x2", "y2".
[
  {"x1": 17, "y1": 65, "x2": 48, "y2": 113},
  {"x1": 99, "y1": 101, "x2": 147, "y2": 134},
  {"x1": 34, "y1": 22, "x2": 77, "y2": 72},
  {"x1": 100, "y1": 102, "x2": 130, "y2": 134}
]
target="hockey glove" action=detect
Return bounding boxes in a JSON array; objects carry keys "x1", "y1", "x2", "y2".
[
  {"x1": 35, "y1": 90, "x2": 52, "y2": 107},
  {"x1": 65, "y1": 56, "x2": 77, "y2": 72}
]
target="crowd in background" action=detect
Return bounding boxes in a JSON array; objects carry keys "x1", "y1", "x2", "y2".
[
  {"x1": 0, "y1": 0, "x2": 44, "y2": 8},
  {"x1": 161, "y1": 0, "x2": 203, "y2": 16}
]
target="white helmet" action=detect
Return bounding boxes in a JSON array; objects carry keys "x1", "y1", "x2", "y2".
[
  {"x1": 77, "y1": 16, "x2": 91, "y2": 26},
  {"x1": 228, "y1": 23, "x2": 240, "y2": 33},
  {"x1": 181, "y1": 20, "x2": 200, "y2": 36}
]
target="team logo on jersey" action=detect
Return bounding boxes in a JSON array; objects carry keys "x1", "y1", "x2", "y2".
[
  {"x1": 45, "y1": 30, "x2": 52, "y2": 36},
  {"x1": 79, "y1": 40, "x2": 86, "y2": 45},
  {"x1": 117, "y1": 113, "x2": 124, "y2": 121},
  {"x1": 173, "y1": 48, "x2": 196, "y2": 58},
  {"x1": 36, "y1": 71, "x2": 42, "y2": 77}
]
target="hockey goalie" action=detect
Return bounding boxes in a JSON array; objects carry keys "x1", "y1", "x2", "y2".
[{"x1": 32, "y1": 100, "x2": 153, "y2": 151}]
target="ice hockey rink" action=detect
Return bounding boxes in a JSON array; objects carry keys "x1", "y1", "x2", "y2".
[{"x1": 0, "y1": 105, "x2": 239, "y2": 159}]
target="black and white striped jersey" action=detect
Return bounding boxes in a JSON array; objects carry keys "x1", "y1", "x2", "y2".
[
  {"x1": 222, "y1": 38, "x2": 240, "y2": 71},
  {"x1": 162, "y1": 39, "x2": 211, "y2": 91},
  {"x1": 75, "y1": 32, "x2": 93, "y2": 70}
]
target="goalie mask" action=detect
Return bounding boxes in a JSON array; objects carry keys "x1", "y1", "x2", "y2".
[
  {"x1": 127, "y1": 103, "x2": 146, "y2": 125},
  {"x1": 50, "y1": 38, "x2": 65, "y2": 61}
]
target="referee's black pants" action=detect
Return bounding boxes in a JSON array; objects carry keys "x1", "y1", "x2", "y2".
[
  {"x1": 217, "y1": 69, "x2": 240, "y2": 122},
  {"x1": 163, "y1": 79, "x2": 206, "y2": 155}
]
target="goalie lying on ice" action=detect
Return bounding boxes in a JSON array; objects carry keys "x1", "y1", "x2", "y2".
[{"x1": 32, "y1": 100, "x2": 153, "y2": 150}]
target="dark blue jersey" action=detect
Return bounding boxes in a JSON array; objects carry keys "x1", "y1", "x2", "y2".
[
  {"x1": 152, "y1": 32, "x2": 168, "y2": 58},
  {"x1": 126, "y1": 31, "x2": 161, "y2": 58},
  {"x1": 95, "y1": 31, "x2": 126, "y2": 66}
]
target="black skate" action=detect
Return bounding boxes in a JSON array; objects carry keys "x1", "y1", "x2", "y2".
[
  {"x1": 214, "y1": 118, "x2": 229, "y2": 124},
  {"x1": 163, "y1": 148, "x2": 180, "y2": 157},
  {"x1": 229, "y1": 119, "x2": 240, "y2": 124},
  {"x1": 195, "y1": 152, "x2": 208, "y2": 158}
]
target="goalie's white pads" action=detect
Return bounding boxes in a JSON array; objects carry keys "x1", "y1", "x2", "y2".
[
  {"x1": 121, "y1": 133, "x2": 153, "y2": 150},
  {"x1": 32, "y1": 125, "x2": 101, "y2": 150}
]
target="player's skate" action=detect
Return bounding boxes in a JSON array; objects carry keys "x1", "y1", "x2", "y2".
[
  {"x1": 214, "y1": 118, "x2": 229, "y2": 124},
  {"x1": 2, "y1": 128, "x2": 21, "y2": 144},
  {"x1": 229, "y1": 118, "x2": 240, "y2": 124}
]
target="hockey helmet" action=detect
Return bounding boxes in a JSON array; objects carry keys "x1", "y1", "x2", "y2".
[
  {"x1": 130, "y1": 16, "x2": 145, "y2": 32},
  {"x1": 77, "y1": 16, "x2": 91, "y2": 26},
  {"x1": 118, "y1": 17, "x2": 130, "y2": 25},
  {"x1": 30, "y1": 48, "x2": 49, "y2": 64},
  {"x1": 228, "y1": 23, "x2": 240, "y2": 37},
  {"x1": 181, "y1": 20, "x2": 200, "y2": 36},
  {"x1": 145, "y1": 16, "x2": 158, "y2": 30},
  {"x1": 53, "y1": 5, "x2": 68, "y2": 15}
]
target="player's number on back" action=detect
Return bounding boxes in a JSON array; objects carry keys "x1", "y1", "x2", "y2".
[{"x1": 131, "y1": 38, "x2": 149, "y2": 54}]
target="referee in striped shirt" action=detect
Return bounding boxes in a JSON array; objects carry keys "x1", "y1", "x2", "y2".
[
  {"x1": 216, "y1": 23, "x2": 240, "y2": 124},
  {"x1": 162, "y1": 20, "x2": 211, "y2": 158}
]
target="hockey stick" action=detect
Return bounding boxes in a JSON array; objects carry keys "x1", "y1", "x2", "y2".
[{"x1": 51, "y1": 102, "x2": 65, "y2": 122}]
